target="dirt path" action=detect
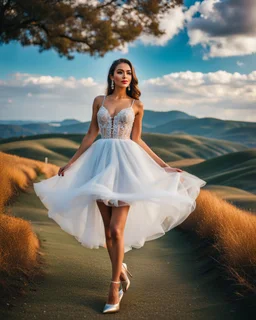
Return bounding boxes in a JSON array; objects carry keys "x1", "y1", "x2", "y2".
[{"x1": 2, "y1": 186, "x2": 255, "y2": 319}]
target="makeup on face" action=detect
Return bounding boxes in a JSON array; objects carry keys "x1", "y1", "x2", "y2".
[{"x1": 115, "y1": 67, "x2": 132, "y2": 84}]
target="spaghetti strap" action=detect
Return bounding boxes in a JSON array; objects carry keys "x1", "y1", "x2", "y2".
[{"x1": 131, "y1": 99, "x2": 135, "y2": 108}]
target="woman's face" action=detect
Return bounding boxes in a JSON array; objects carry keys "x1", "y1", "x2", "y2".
[{"x1": 111, "y1": 63, "x2": 132, "y2": 89}]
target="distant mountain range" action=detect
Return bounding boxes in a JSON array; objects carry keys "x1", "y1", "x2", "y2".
[{"x1": 1, "y1": 110, "x2": 255, "y2": 147}]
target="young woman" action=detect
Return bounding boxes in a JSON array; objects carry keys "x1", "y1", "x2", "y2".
[{"x1": 34, "y1": 58, "x2": 206, "y2": 314}]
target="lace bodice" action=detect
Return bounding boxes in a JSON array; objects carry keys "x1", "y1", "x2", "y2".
[{"x1": 97, "y1": 95, "x2": 135, "y2": 139}]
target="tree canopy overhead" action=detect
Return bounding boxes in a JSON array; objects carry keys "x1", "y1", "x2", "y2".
[{"x1": 0, "y1": 0, "x2": 183, "y2": 59}]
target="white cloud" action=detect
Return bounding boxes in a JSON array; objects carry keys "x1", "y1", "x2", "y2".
[
  {"x1": 21, "y1": 74, "x2": 97, "y2": 88},
  {"x1": 138, "y1": 3, "x2": 199, "y2": 46},
  {"x1": 187, "y1": 0, "x2": 256, "y2": 59},
  {"x1": 141, "y1": 69, "x2": 256, "y2": 121},
  {"x1": 0, "y1": 73, "x2": 103, "y2": 121},
  {"x1": 0, "y1": 70, "x2": 255, "y2": 122},
  {"x1": 135, "y1": 0, "x2": 256, "y2": 59},
  {"x1": 139, "y1": 6, "x2": 185, "y2": 46}
]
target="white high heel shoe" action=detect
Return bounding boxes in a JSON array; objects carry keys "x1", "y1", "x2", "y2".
[
  {"x1": 102, "y1": 281, "x2": 123, "y2": 314},
  {"x1": 121, "y1": 262, "x2": 133, "y2": 292}
]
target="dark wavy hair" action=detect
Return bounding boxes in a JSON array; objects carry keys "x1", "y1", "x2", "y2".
[{"x1": 105, "y1": 58, "x2": 141, "y2": 100}]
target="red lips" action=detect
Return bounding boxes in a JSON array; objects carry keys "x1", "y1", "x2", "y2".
[{"x1": 122, "y1": 81, "x2": 128, "y2": 83}]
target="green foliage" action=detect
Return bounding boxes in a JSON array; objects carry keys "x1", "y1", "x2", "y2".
[{"x1": 0, "y1": 0, "x2": 183, "y2": 59}]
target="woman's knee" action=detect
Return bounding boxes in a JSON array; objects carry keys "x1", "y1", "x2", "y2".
[
  {"x1": 105, "y1": 228, "x2": 112, "y2": 241},
  {"x1": 110, "y1": 226, "x2": 123, "y2": 240}
]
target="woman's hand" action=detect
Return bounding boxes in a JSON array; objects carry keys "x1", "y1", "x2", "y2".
[
  {"x1": 58, "y1": 163, "x2": 72, "y2": 176},
  {"x1": 163, "y1": 165, "x2": 183, "y2": 173}
]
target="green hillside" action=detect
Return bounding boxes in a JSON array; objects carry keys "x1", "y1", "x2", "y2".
[
  {"x1": 1, "y1": 132, "x2": 254, "y2": 211},
  {"x1": 182, "y1": 149, "x2": 256, "y2": 193},
  {"x1": 142, "y1": 132, "x2": 247, "y2": 162},
  {"x1": 150, "y1": 117, "x2": 256, "y2": 147},
  {"x1": 0, "y1": 137, "x2": 81, "y2": 166},
  {"x1": 0, "y1": 133, "x2": 247, "y2": 166}
]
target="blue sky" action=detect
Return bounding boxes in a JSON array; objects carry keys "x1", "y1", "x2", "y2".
[{"x1": 0, "y1": 0, "x2": 255, "y2": 122}]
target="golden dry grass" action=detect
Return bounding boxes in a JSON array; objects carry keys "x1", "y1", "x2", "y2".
[
  {"x1": 0, "y1": 213, "x2": 44, "y2": 305},
  {"x1": 0, "y1": 214, "x2": 40, "y2": 274},
  {"x1": 0, "y1": 151, "x2": 58, "y2": 212},
  {"x1": 180, "y1": 190, "x2": 256, "y2": 294},
  {"x1": 0, "y1": 151, "x2": 59, "y2": 304}
]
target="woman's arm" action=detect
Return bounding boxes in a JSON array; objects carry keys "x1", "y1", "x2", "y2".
[
  {"x1": 131, "y1": 100, "x2": 183, "y2": 172},
  {"x1": 131, "y1": 100, "x2": 171, "y2": 168},
  {"x1": 67, "y1": 96, "x2": 101, "y2": 166}
]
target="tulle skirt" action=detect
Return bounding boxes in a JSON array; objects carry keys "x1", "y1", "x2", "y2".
[{"x1": 33, "y1": 138, "x2": 206, "y2": 253}]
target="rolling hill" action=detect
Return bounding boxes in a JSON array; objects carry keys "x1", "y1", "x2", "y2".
[
  {"x1": 0, "y1": 132, "x2": 248, "y2": 167},
  {"x1": 1, "y1": 110, "x2": 255, "y2": 147},
  {"x1": 182, "y1": 149, "x2": 256, "y2": 194},
  {"x1": 150, "y1": 117, "x2": 256, "y2": 147},
  {"x1": 1, "y1": 132, "x2": 254, "y2": 211}
]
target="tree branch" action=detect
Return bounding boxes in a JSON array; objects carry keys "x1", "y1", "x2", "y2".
[
  {"x1": 95, "y1": 0, "x2": 118, "y2": 10},
  {"x1": 57, "y1": 33, "x2": 92, "y2": 49}
]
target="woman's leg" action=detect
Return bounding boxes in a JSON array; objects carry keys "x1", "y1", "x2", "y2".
[
  {"x1": 96, "y1": 201, "x2": 113, "y2": 260},
  {"x1": 107, "y1": 205, "x2": 130, "y2": 304},
  {"x1": 96, "y1": 201, "x2": 129, "y2": 281}
]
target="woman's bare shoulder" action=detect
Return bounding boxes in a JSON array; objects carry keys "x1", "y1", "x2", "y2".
[
  {"x1": 134, "y1": 98, "x2": 144, "y2": 106},
  {"x1": 92, "y1": 95, "x2": 106, "y2": 109},
  {"x1": 94, "y1": 95, "x2": 105, "y2": 103}
]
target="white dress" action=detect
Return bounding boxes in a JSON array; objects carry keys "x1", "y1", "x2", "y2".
[{"x1": 33, "y1": 95, "x2": 207, "y2": 253}]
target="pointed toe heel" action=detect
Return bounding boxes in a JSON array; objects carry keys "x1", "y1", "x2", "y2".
[
  {"x1": 102, "y1": 302, "x2": 120, "y2": 314},
  {"x1": 123, "y1": 262, "x2": 133, "y2": 278},
  {"x1": 102, "y1": 281, "x2": 123, "y2": 314}
]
